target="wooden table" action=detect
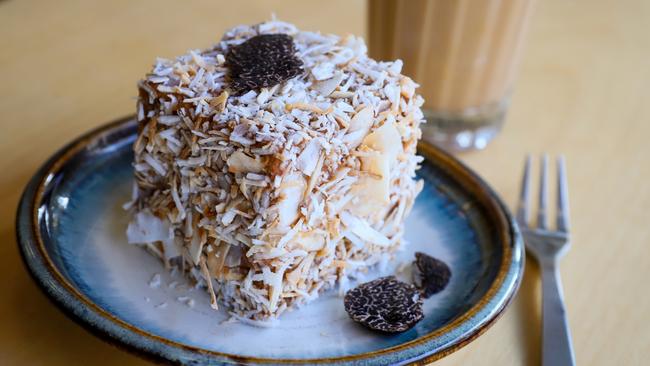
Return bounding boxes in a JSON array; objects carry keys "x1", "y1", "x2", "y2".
[{"x1": 1, "y1": 0, "x2": 648, "y2": 364}]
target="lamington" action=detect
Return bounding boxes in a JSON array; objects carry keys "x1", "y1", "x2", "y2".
[{"x1": 126, "y1": 20, "x2": 425, "y2": 321}]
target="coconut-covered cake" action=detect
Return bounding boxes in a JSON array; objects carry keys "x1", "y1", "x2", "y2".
[{"x1": 126, "y1": 20, "x2": 425, "y2": 321}]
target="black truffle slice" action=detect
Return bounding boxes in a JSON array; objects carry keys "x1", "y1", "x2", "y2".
[
  {"x1": 413, "y1": 252, "x2": 451, "y2": 298},
  {"x1": 344, "y1": 276, "x2": 424, "y2": 333},
  {"x1": 225, "y1": 33, "x2": 303, "y2": 94}
]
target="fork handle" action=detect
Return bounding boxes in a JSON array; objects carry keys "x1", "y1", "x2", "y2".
[{"x1": 541, "y1": 261, "x2": 576, "y2": 366}]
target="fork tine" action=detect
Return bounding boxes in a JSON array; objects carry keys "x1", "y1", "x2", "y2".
[
  {"x1": 537, "y1": 154, "x2": 549, "y2": 229},
  {"x1": 557, "y1": 156, "x2": 570, "y2": 232},
  {"x1": 516, "y1": 155, "x2": 532, "y2": 225}
]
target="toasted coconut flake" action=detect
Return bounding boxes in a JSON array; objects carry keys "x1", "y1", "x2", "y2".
[
  {"x1": 342, "y1": 106, "x2": 374, "y2": 149},
  {"x1": 363, "y1": 119, "x2": 402, "y2": 165},
  {"x1": 210, "y1": 90, "x2": 229, "y2": 112},
  {"x1": 207, "y1": 243, "x2": 230, "y2": 279},
  {"x1": 188, "y1": 230, "x2": 206, "y2": 265},
  {"x1": 339, "y1": 211, "x2": 390, "y2": 246},
  {"x1": 296, "y1": 231, "x2": 326, "y2": 251},
  {"x1": 200, "y1": 256, "x2": 219, "y2": 310},
  {"x1": 178, "y1": 155, "x2": 207, "y2": 167},
  {"x1": 227, "y1": 151, "x2": 264, "y2": 173},
  {"x1": 127, "y1": 211, "x2": 172, "y2": 244},
  {"x1": 311, "y1": 62, "x2": 335, "y2": 80},
  {"x1": 330, "y1": 91, "x2": 355, "y2": 99},
  {"x1": 286, "y1": 102, "x2": 328, "y2": 114},
  {"x1": 312, "y1": 71, "x2": 344, "y2": 96},
  {"x1": 170, "y1": 178, "x2": 186, "y2": 221},
  {"x1": 162, "y1": 235, "x2": 182, "y2": 261},
  {"x1": 142, "y1": 153, "x2": 167, "y2": 176},
  {"x1": 304, "y1": 152, "x2": 325, "y2": 202},
  {"x1": 296, "y1": 138, "x2": 322, "y2": 176},
  {"x1": 276, "y1": 172, "x2": 305, "y2": 230}
]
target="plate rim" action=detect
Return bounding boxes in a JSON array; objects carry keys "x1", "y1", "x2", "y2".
[{"x1": 16, "y1": 116, "x2": 524, "y2": 365}]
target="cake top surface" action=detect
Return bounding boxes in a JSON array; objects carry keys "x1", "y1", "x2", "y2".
[{"x1": 138, "y1": 20, "x2": 422, "y2": 179}]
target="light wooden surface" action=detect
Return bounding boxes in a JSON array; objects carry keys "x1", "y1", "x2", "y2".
[{"x1": 1, "y1": 0, "x2": 648, "y2": 365}]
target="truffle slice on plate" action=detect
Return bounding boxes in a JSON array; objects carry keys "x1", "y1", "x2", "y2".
[
  {"x1": 344, "y1": 276, "x2": 424, "y2": 333},
  {"x1": 413, "y1": 252, "x2": 452, "y2": 298}
]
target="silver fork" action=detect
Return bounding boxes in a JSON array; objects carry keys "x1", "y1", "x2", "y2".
[{"x1": 517, "y1": 155, "x2": 576, "y2": 366}]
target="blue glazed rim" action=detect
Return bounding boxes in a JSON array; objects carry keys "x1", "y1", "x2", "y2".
[{"x1": 16, "y1": 116, "x2": 524, "y2": 365}]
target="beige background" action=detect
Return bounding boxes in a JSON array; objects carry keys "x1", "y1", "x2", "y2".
[{"x1": 1, "y1": 0, "x2": 648, "y2": 365}]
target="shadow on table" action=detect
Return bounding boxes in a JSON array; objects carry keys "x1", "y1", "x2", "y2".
[
  {"x1": 0, "y1": 225, "x2": 147, "y2": 365},
  {"x1": 515, "y1": 256, "x2": 543, "y2": 366}
]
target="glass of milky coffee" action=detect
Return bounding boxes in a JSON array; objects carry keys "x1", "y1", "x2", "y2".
[{"x1": 369, "y1": 0, "x2": 535, "y2": 151}]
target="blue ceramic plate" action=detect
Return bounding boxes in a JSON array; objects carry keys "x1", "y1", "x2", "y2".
[{"x1": 17, "y1": 117, "x2": 523, "y2": 365}]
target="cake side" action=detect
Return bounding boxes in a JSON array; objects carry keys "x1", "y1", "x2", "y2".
[{"x1": 127, "y1": 20, "x2": 425, "y2": 320}]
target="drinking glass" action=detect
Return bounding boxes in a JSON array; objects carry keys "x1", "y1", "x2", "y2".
[{"x1": 369, "y1": 0, "x2": 535, "y2": 151}]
